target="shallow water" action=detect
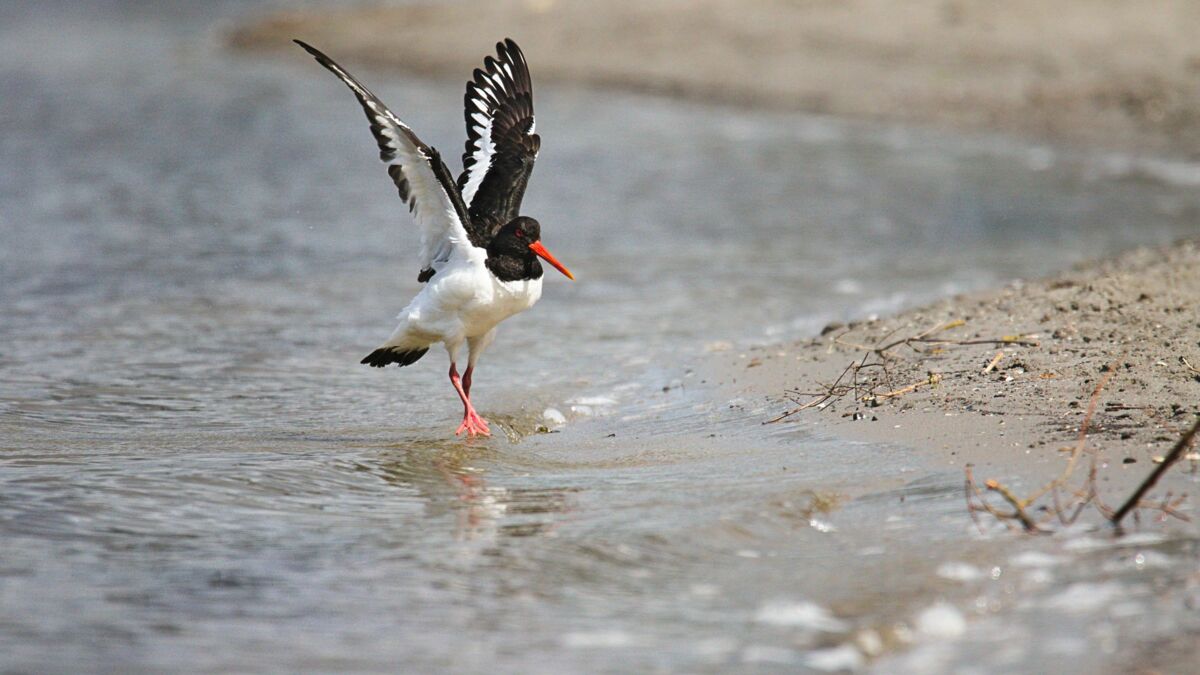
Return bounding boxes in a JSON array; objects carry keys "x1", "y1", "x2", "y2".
[{"x1": 2, "y1": 2, "x2": 1199, "y2": 673}]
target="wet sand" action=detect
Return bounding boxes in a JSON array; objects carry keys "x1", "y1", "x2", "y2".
[
  {"x1": 714, "y1": 240, "x2": 1200, "y2": 507},
  {"x1": 229, "y1": 0, "x2": 1200, "y2": 157}
]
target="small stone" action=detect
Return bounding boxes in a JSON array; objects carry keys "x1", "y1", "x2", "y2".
[{"x1": 542, "y1": 407, "x2": 567, "y2": 428}]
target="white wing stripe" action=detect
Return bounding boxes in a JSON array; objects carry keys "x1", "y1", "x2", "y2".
[
  {"x1": 485, "y1": 71, "x2": 505, "y2": 93},
  {"x1": 459, "y1": 45, "x2": 534, "y2": 209},
  {"x1": 460, "y1": 112, "x2": 494, "y2": 207}
]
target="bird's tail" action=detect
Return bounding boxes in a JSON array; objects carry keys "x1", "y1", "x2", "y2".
[
  {"x1": 361, "y1": 345, "x2": 429, "y2": 368},
  {"x1": 362, "y1": 312, "x2": 433, "y2": 368}
]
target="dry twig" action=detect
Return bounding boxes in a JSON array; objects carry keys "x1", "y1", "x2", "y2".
[
  {"x1": 1110, "y1": 416, "x2": 1200, "y2": 527},
  {"x1": 764, "y1": 361, "x2": 856, "y2": 424},
  {"x1": 965, "y1": 355, "x2": 1193, "y2": 533},
  {"x1": 864, "y1": 372, "x2": 942, "y2": 403},
  {"x1": 771, "y1": 319, "x2": 1038, "y2": 421},
  {"x1": 1024, "y1": 361, "x2": 1119, "y2": 510},
  {"x1": 983, "y1": 350, "x2": 1004, "y2": 374}
]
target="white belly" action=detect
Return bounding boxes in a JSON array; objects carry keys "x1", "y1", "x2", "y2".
[
  {"x1": 460, "y1": 275, "x2": 543, "y2": 337},
  {"x1": 388, "y1": 256, "x2": 546, "y2": 351}
]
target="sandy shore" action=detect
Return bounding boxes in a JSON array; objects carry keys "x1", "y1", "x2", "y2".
[
  {"x1": 712, "y1": 239, "x2": 1200, "y2": 516},
  {"x1": 229, "y1": 0, "x2": 1200, "y2": 157}
]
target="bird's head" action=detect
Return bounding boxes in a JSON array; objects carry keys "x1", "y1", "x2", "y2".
[{"x1": 494, "y1": 216, "x2": 574, "y2": 280}]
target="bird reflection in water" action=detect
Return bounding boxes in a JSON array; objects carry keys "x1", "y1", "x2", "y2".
[{"x1": 372, "y1": 439, "x2": 578, "y2": 542}]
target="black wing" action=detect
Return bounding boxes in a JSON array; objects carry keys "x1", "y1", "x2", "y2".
[{"x1": 457, "y1": 39, "x2": 540, "y2": 241}]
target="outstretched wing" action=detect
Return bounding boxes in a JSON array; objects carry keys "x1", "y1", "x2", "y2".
[
  {"x1": 295, "y1": 40, "x2": 481, "y2": 281},
  {"x1": 458, "y1": 38, "x2": 540, "y2": 239}
]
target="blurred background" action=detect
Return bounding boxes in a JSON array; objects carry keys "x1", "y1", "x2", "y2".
[
  {"x1": 2, "y1": 1, "x2": 1198, "y2": 673},
  {"x1": 233, "y1": 0, "x2": 1200, "y2": 158}
]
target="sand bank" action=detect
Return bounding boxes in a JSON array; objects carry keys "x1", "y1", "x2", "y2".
[{"x1": 713, "y1": 240, "x2": 1200, "y2": 513}]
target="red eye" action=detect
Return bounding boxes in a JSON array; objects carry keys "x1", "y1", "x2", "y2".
[{"x1": 515, "y1": 228, "x2": 525, "y2": 238}]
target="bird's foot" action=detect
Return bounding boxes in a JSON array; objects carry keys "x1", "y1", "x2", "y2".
[{"x1": 455, "y1": 408, "x2": 491, "y2": 437}]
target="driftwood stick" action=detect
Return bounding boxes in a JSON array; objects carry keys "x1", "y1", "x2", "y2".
[
  {"x1": 1110, "y1": 416, "x2": 1200, "y2": 527},
  {"x1": 985, "y1": 479, "x2": 1042, "y2": 532},
  {"x1": 965, "y1": 465, "x2": 1022, "y2": 531}
]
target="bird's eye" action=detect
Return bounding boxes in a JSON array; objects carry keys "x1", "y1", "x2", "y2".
[{"x1": 515, "y1": 228, "x2": 525, "y2": 238}]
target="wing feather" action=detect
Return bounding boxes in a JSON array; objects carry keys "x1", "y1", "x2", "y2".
[
  {"x1": 457, "y1": 39, "x2": 540, "y2": 238},
  {"x1": 295, "y1": 40, "x2": 480, "y2": 280}
]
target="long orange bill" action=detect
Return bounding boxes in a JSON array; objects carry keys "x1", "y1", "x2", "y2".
[{"x1": 528, "y1": 241, "x2": 575, "y2": 280}]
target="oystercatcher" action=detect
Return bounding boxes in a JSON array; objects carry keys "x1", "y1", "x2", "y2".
[{"x1": 295, "y1": 38, "x2": 573, "y2": 437}]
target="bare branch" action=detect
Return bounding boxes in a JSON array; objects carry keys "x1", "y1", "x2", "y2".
[{"x1": 1111, "y1": 416, "x2": 1200, "y2": 527}]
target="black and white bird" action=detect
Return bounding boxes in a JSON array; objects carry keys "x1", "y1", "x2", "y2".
[{"x1": 295, "y1": 38, "x2": 573, "y2": 437}]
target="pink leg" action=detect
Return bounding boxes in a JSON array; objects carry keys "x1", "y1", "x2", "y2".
[{"x1": 450, "y1": 364, "x2": 490, "y2": 437}]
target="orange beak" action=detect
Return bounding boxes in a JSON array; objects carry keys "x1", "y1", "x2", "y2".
[{"x1": 528, "y1": 240, "x2": 575, "y2": 280}]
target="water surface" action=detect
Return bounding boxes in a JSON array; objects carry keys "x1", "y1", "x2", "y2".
[{"x1": 2, "y1": 2, "x2": 1199, "y2": 672}]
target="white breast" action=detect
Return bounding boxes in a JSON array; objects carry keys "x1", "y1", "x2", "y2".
[
  {"x1": 389, "y1": 255, "x2": 546, "y2": 350},
  {"x1": 460, "y1": 275, "x2": 543, "y2": 337}
]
